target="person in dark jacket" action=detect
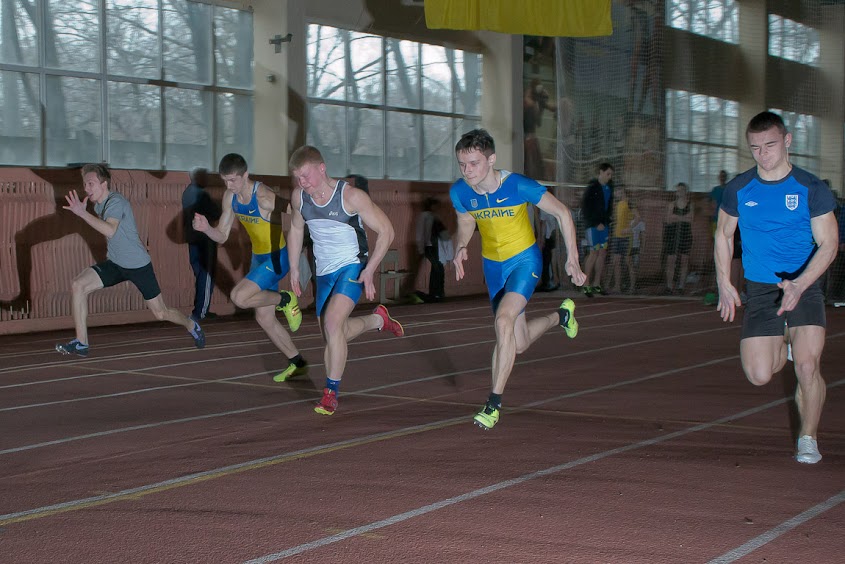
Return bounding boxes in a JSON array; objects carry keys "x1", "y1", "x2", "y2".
[
  {"x1": 182, "y1": 167, "x2": 221, "y2": 320},
  {"x1": 580, "y1": 163, "x2": 614, "y2": 296}
]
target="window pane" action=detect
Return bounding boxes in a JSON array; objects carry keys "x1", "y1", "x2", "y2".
[
  {"x1": 215, "y1": 6, "x2": 253, "y2": 89},
  {"x1": 0, "y1": 0, "x2": 38, "y2": 65},
  {"x1": 307, "y1": 103, "x2": 346, "y2": 175},
  {"x1": 307, "y1": 24, "x2": 345, "y2": 101},
  {"x1": 163, "y1": 0, "x2": 212, "y2": 84},
  {"x1": 347, "y1": 32, "x2": 382, "y2": 105},
  {"x1": 386, "y1": 111, "x2": 419, "y2": 179},
  {"x1": 348, "y1": 108, "x2": 383, "y2": 178},
  {"x1": 422, "y1": 115, "x2": 454, "y2": 181},
  {"x1": 165, "y1": 88, "x2": 211, "y2": 170},
  {"x1": 454, "y1": 51, "x2": 482, "y2": 115},
  {"x1": 46, "y1": 76, "x2": 102, "y2": 166},
  {"x1": 215, "y1": 92, "x2": 252, "y2": 165},
  {"x1": 0, "y1": 71, "x2": 40, "y2": 165},
  {"x1": 668, "y1": 0, "x2": 738, "y2": 43},
  {"x1": 386, "y1": 39, "x2": 419, "y2": 109},
  {"x1": 107, "y1": 0, "x2": 160, "y2": 79},
  {"x1": 46, "y1": 0, "x2": 100, "y2": 72},
  {"x1": 108, "y1": 81, "x2": 161, "y2": 169},
  {"x1": 421, "y1": 45, "x2": 452, "y2": 112},
  {"x1": 666, "y1": 142, "x2": 690, "y2": 188}
]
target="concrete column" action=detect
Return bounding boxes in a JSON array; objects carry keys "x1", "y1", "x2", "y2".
[{"x1": 818, "y1": 4, "x2": 844, "y2": 193}]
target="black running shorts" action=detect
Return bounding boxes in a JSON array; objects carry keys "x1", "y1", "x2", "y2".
[
  {"x1": 93, "y1": 260, "x2": 162, "y2": 300},
  {"x1": 741, "y1": 279, "x2": 825, "y2": 339}
]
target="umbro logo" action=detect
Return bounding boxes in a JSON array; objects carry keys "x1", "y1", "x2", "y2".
[{"x1": 744, "y1": 201, "x2": 758, "y2": 207}]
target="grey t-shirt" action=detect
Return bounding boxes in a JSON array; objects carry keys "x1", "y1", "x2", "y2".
[{"x1": 94, "y1": 192, "x2": 151, "y2": 269}]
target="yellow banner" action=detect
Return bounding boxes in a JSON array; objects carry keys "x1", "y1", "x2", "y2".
[{"x1": 425, "y1": 0, "x2": 613, "y2": 37}]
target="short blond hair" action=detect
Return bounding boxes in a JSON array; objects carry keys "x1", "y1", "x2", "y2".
[{"x1": 289, "y1": 145, "x2": 325, "y2": 171}]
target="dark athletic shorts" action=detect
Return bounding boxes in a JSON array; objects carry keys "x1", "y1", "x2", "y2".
[
  {"x1": 741, "y1": 279, "x2": 825, "y2": 339},
  {"x1": 93, "y1": 260, "x2": 162, "y2": 300}
]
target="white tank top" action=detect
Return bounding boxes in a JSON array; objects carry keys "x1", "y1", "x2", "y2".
[{"x1": 300, "y1": 180, "x2": 368, "y2": 276}]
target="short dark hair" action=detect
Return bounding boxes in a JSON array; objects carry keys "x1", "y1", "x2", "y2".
[
  {"x1": 455, "y1": 128, "x2": 495, "y2": 157},
  {"x1": 746, "y1": 111, "x2": 788, "y2": 137},
  {"x1": 598, "y1": 162, "x2": 614, "y2": 173},
  {"x1": 676, "y1": 182, "x2": 689, "y2": 191},
  {"x1": 345, "y1": 174, "x2": 369, "y2": 194},
  {"x1": 218, "y1": 153, "x2": 248, "y2": 176},
  {"x1": 81, "y1": 163, "x2": 111, "y2": 185}
]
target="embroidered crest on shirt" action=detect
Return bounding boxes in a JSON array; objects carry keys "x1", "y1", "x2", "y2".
[
  {"x1": 785, "y1": 194, "x2": 799, "y2": 211},
  {"x1": 470, "y1": 198, "x2": 478, "y2": 208}
]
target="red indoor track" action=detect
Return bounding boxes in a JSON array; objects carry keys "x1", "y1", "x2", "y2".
[{"x1": 1, "y1": 296, "x2": 843, "y2": 563}]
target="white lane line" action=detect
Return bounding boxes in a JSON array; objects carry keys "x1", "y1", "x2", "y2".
[
  {"x1": 0, "y1": 315, "x2": 729, "y2": 412},
  {"x1": 0, "y1": 305, "x2": 676, "y2": 366},
  {"x1": 707, "y1": 489, "x2": 845, "y2": 564},
  {"x1": 242, "y1": 378, "x2": 845, "y2": 563},
  {"x1": 0, "y1": 325, "x2": 740, "y2": 455},
  {"x1": 0, "y1": 306, "x2": 709, "y2": 389}
]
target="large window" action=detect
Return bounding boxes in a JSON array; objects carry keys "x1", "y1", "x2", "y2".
[
  {"x1": 768, "y1": 15, "x2": 820, "y2": 67},
  {"x1": 0, "y1": 0, "x2": 253, "y2": 169},
  {"x1": 666, "y1": 90, "x2": 739, "y2": 192},
  {"x1": 772, "y1": 108, "x2": 820, "y2": 174},
  {"x1": 667, "y1": 0, "x2": 739, "y2": 44},
  {"x1": 306, "y1": 24, "x2": 482, "y2": 181}
]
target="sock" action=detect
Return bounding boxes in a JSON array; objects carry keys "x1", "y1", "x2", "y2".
[
  {"x1": 558, "y1": 308, "x2": 570, "y2": 327},
  {"x1": 278, "y1": 291, "x2": 291, "y2": 307},
  {"x1": 289, "y1": 353, "x2": 307, "y2": 368},
  {"x1": 326, "y1": 378, "x2": 341, "y2": 394},
  {"x1": 487, "y1": 392, "x2": 502, "y2": 409}
]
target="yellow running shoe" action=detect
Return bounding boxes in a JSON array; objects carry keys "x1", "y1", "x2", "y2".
[
  {"x1": 473, "y1": 402, "x2": 500, "y2": 430},
  {"x1": 276, "y1": 290, "x2": 302, "y2": 332},
  {"x1": 559, "y1": 298, "x2": 578, "y2": 339},
  {"x1": 272, "y1": 361, "x2": 309, "y2": 382}
]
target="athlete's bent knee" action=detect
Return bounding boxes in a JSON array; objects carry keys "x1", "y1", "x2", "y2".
[{"x1": 744, "y1": 367, "x2": 773, "y2": 387}]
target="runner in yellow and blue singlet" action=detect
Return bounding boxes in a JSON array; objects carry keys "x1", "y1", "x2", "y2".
[
  {"x1": 449, "y1": 129, "x2": 586, "y2": 431},
  {"x1": 450, "y1": 171, "x2": 545, "y2": 311}
]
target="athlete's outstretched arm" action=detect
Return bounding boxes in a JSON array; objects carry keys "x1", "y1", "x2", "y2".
[
  {"x1": 714, "y1": 209, "x2": 740, "y2": 322},
  {"x1": 287, "y1": 188, "x2": 306, "y2": 297},
  {"x1": 63, "y1": 190, "x2": 119, "y2": 239},
  {"x1": 536, "y1": 192, "x2": 585, "y2": 286},
  {"x1": 345, "y1": 187, "x2": 395, "y2": 301},
  {"x1": 195, "y1": 192, "x2": 235, "y2": 244},
  {"x1": 452, "y1": 210, "x2": 476, "y2": 281}
]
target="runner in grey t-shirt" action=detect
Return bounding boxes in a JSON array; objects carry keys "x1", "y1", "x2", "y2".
[
  {"x1": 55, "y1": 164, "x2": 206, "y2": 357},
  {"x1": 95, "y1": 192, "x2": 151, "y2": 269}
]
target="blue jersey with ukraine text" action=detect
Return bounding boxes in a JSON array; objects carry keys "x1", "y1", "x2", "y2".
[
  {"x1": 721, "y1": 166, "x2": 836, "y2": 284},
  {"x1": 450, "y1": 170, "x2": 546, "y2": 262}
]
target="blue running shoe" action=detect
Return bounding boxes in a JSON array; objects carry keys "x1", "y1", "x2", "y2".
[
  {"x1": 190, "y1": 321, "x2": 206, "y2": 349},
  {"x1": 56, "y1": 339, "x2": 89, "y2": 357}
]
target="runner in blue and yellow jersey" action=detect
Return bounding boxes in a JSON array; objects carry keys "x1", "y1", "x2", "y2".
[
  {"x1": 450, "y1": 129, "x2": 586, "y2": 430},
  {"x1": 193, "y1": 153, "x2": 307, "y2": 382},
  {"x1": 716, "y1": 112, "x2": 838, "y2": 464},
  {"x1": 286, "y1": 146, "x2": 404, "y2": 416}
]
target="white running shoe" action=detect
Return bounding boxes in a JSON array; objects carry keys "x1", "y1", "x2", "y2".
[{"x1": 796, "y1": 435, "x2": 822, "y2": 464}]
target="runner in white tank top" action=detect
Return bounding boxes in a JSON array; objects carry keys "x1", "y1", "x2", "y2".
[{"x1": 287, "y1": 146, "x2": 405, "y2": 415}]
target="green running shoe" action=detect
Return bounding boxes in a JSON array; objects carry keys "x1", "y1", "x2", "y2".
[
  {"x1": 559, "y1": 298, "x2": 578, "y2": 339},
  {"x1": 276, "y1": 290, "x2": 302, "y2": 332},
  {"x1": 473, "y1": 402, "x2": 500, "y2": 430}
]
